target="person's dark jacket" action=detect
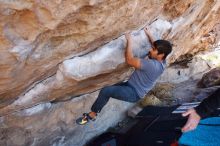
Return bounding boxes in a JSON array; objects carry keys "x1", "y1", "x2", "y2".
[{"x1": 195, "y1": 88, "x2": 220, "y2": 118}]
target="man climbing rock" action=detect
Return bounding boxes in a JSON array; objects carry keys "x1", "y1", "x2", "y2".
[
  {"x1": 182, "y1": 88, "x2": 220, "y2": 132},
  {"x1": 76, "y1": 27, "x2": 172, "y2": 125}
]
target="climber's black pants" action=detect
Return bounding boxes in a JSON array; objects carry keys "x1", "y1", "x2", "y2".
[{"x1": 91, "y1": 82, "x2": 140, "y2": 113}]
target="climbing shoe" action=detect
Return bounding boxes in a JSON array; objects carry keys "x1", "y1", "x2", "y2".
[{"x1": 76, "y1": 112, "x2": 97, "y2": 125}]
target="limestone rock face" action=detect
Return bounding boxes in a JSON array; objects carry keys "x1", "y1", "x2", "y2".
[
  {"x1": 0, "y1": 0, "x2": 166, "y2": 109},
  {"x1": 0, "y1": 0, "x2": 220, "y2": 145},
  {"x1": 198, "y1": 67, "x2": 220, "y2": 88},
  {"x1": 0, "y1": 0, "x2": 220, "y2": 113},
  {"x1": 0, "y1": 91, "x2": 133, "y2": 146}
]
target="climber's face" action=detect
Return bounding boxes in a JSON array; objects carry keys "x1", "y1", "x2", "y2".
[{"x1": 149, "y1": 46, "x2": 159, "y2": 59}]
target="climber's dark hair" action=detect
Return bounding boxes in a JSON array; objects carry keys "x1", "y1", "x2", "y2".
[{"x1": 153, "y1": 40, "x2": 172, "y2": 59}]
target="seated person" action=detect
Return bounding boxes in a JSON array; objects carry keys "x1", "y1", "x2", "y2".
[{"x1": 182, "y1": 88, "x2": 220, "y2": 132}]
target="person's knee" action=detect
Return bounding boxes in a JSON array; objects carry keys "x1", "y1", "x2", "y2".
[{"x1": 100, "y1": 86, "x2": 111, "y2": 95}]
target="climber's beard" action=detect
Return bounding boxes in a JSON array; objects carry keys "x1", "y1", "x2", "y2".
[{"x1": 148, "y1": 53, "x2": 152, "y2": 59}]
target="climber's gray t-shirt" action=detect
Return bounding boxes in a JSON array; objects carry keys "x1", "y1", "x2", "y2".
[{"x1": 128, "y1": 58, "x2": 166, "y2": 98}]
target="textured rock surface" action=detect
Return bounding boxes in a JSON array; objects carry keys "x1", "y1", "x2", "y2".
[
  {"x1": 0, "y1": 0, "x2": 164, "y2": 108},
  {"x1": 0, "y1": 91, "x2": 133, "y2": 146},
  {"x1": 198, "y1": 67, "x2": 220, "y2": 88},
  {"x1": 0, "y1": 0, "x2": 220, "y2": 112},
  {"x1": 0, "y1": 0, "x2": 220, "y2": 145},
  {"x1": 0, "y1": 19, "x2": 171, "y2": 116}
]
